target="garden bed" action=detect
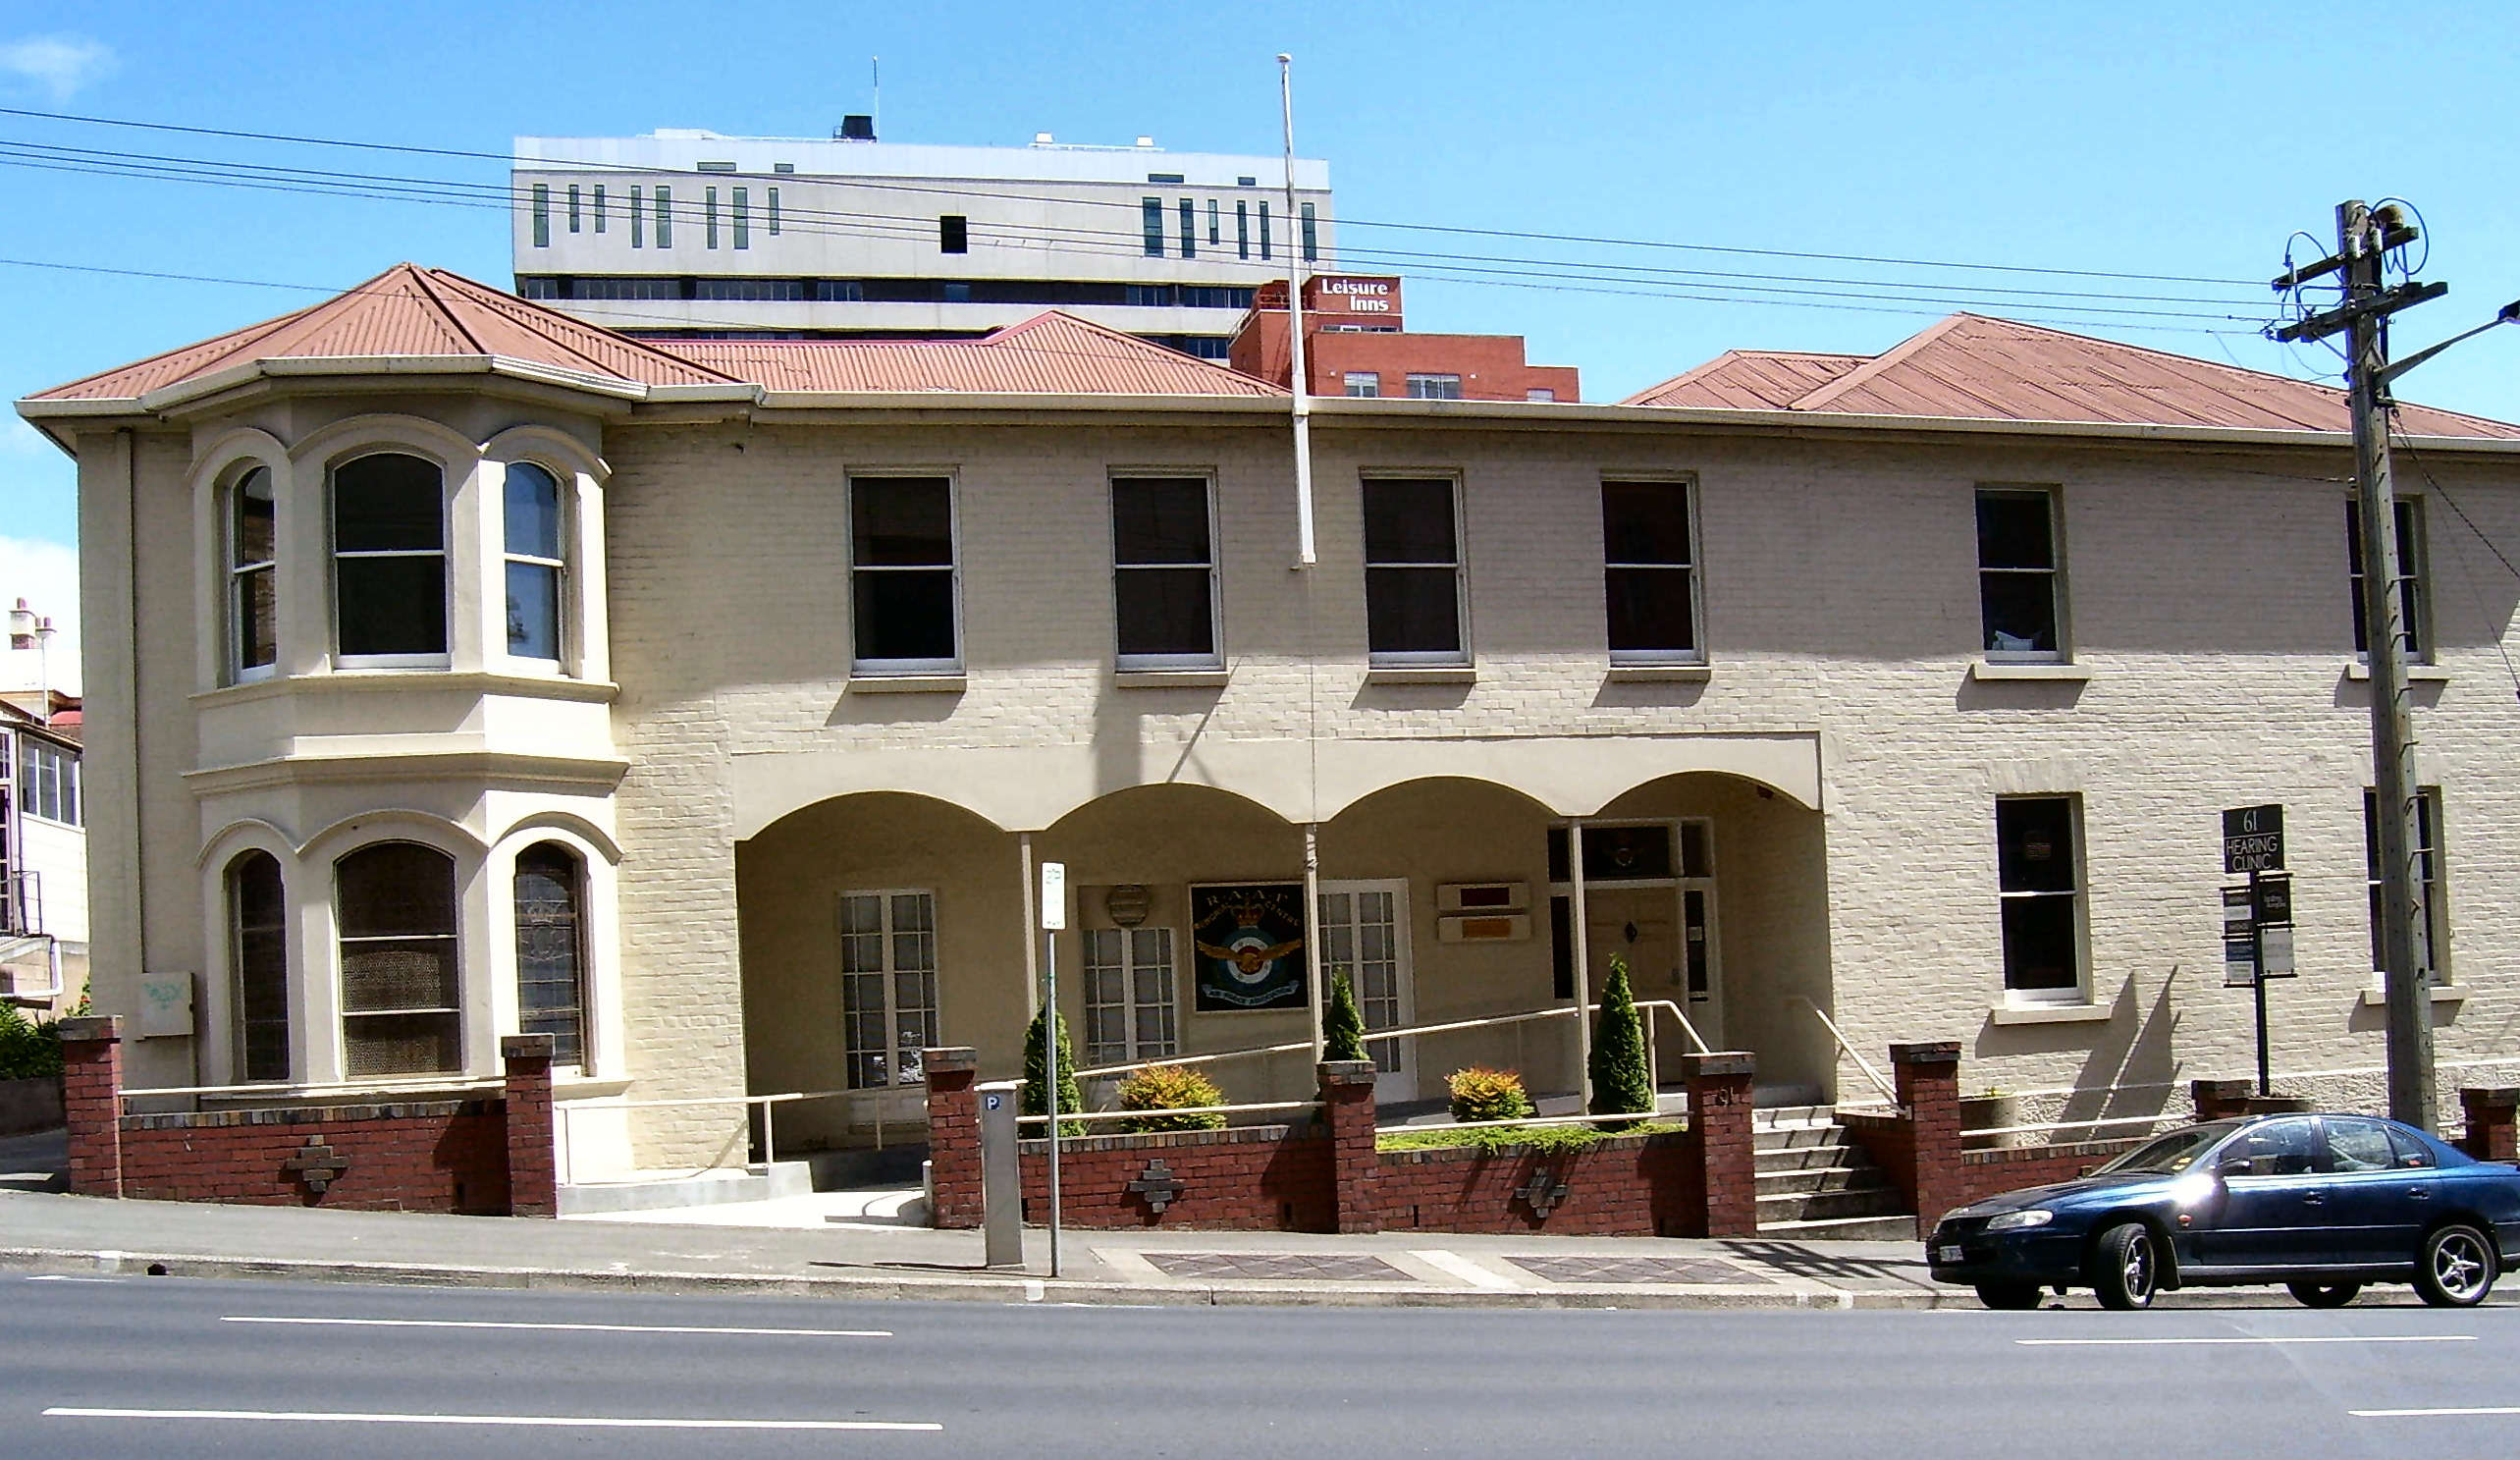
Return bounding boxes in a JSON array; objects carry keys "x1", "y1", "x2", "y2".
[{"x1": 1375, "y1": 1120, "x2": 1685, "y2": 1155}]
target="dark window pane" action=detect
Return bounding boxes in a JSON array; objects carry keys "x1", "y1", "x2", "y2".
[
  {"x1": 1680, "y1": 822, "x2": 1712, "y2": 878},
  {"x1": 852, "y1": 478, "x2": 952, "y2": 566},
  {"x1": 344, "y1": 1012, "x2": 460, "y2": 1077},
  {"x1": 1363, "y1": 479, "x2": 1457, "y2": 565},
  {"x1": 2346, "y1": 500, "x2": 2425, "y2": 658},
  {"x1": 341, "y1": 939, "x2": 458, "y2": 1012},
  {"x1": 1606, "y1": 568, "x2": 1694, "y2": 654},
  {"x1": 335, "y1": 455, "x2": 443, "y2": 552},
  {"x1": 337, "y1": 556, "x2": 448, "y2": 657},
  {"x1": 2000, "y1": 896, "x2": 2077, "y2": 990},
  {"x1": 1976, "y1": 491, "x2": 2053, "y2": 569},
  {"x1": 235, "y1": 467, "x2": 276, "y2": 565},
  {"x1": 231, "y1": 851, "x2": 289, "y2": 1082},
  {"x1": 854, "y1": 569, "x2": 957, "y2": 662},
  {"x1": 237, "y1": 567, "x2": 277, "y2": 670},
  {"x1": 337, "y1": 843, "x2": 458, "y2": 939},
  {"x1": 1550, "y1": 894, "x2": 1573, "y2": 999},
  {"x1": 1979, "y1": 570, "x2": 2057, "y2": 654},
  {"x1": 939, "y1": 214, "x2": 968, "y2": 253},
  {"x1": 1112, "y1": 478, "x2": 1209, "y2": 565},
  {"x1": 1366, "y1": 567, "x2": 1461, "y2": 654},
  {"x1": 515, "y1": 843, "x2": 586, "y2": 1065},
  {"x1": 504, "y1": 461, "x2": 563, "y2": 560},
  {"x1": 1116, "y1": 568, "x2": 1213, "y2": 657},
  {"x1": 507, "y1": 562, "x2": 561, "y2": 660},
  {"x1": 1584, "y1": 825, "x2": 1673, "y2": 881},
  {"x1": 1997, "y1": 798, "x2": 2075, "y2": 892},
  {"x1": 1602, "y1": 481, "x2": 1689, "y2": 565}
]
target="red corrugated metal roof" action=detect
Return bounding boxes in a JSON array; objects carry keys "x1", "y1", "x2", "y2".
[
  {"x1": 1623, "y1": 350, "x2": 1866, "y2": 410},
  {"x1": 670, "y1": 312, "x2": 1282, "y2": 395},
  {"x1": 29, "y1": 267, "x2": 1282, "y2": 404},
  {"x1": 30, "y1": 264, "x2": 738, "y2": 401},
  {"x1": 1627, "y1": 313, "x2": 2520, "y2": 438}
]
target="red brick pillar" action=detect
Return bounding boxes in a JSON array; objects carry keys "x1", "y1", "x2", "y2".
[
  {"x1": 2190, "y1": 1079, "x2": 2253, "y2": 1122},
  {"x1": 1684, "y1": 1051, "x2": 1757, "y2": 1237},
  {"x1": 501, "y1": 1034, "x2": 558, "y2": 1217},
  {"x1": 1319, "y1": 1059, "x2": 1381, "y2": 1234},
  {"x1": 58, "y1": 1015, "x2": 123, "y2": 1198},
  {"x1": 2458, "y1": 1087, "x2": 2520, "y2": 1162},
  {"x1": 1893, "y1": 1041, "x2": 1963, "y2": 1235},
  {"x1": 923, "y1": 1047, "x2": 983, "y2": 1229}
]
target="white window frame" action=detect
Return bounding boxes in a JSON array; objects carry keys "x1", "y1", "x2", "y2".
[
  {"x1": 1343, "y1": 372, "x2": 1380, "y2": 398},
  {"x1": 2365, "y1": 786, "x2": 2450, "y2": 985},
  {"x1": 335, "y1": 840, "x2": 464, "y2": 1077},
  {"x1": 500, "y1": 460, "x2": 570, "y2": 670},
  {"x1": 226, "y1": 464, "x2": 278, "y2": 684},
  {"x1": 2348, "y1": 496, "x2": 2432, "y2": 665},
  {"x1": 837, "y1": 889, "x2": 941, "y2": 1090},
  {"x1": 847, "y1": 472, "x2": 964, "y2": 677},
  {"x1": 330, "y1": 453, "x2": 452, "y2": 672},
  {"x1": 1404, "y1": 373, "x2": 1463, "y2": 400},
  {"x1": 1976, "y1": 485, "x2": 2068, "y2": 664},
  {"x1": 1082, "y1": 926, "x2": 1179, "y2": 1067},
  {"x1": 1602, "y1": 474, "x2": 1705, "y2": 667},
  {"x1": 1108, "y1": 472, "x2": 1222, "y2": 673},
  {"x1": 1361, "y1": 473, "x2": 1472, "y2": 668},
  {"x1": 16, "y1": 736, "x2": 78, "y2": 827},
  {"x1": 1995, "y1": 794, "x2": 2089, "y2": 1005}
]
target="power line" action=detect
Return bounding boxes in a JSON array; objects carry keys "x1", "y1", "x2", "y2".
[
  {"x1": 0, "y1": 102, "x2": 2268, "y2": 290},
  {"x1": 0, "y1": 141, "x2": 2281, "y2": 333}
]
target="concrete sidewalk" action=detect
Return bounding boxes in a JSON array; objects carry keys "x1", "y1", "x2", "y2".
[{"x1": 0, "y1": 1169, "x2": 1956, "y2": 1310}]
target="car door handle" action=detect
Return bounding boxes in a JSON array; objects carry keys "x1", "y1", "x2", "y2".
[
  {"x1": 2408, "y1": 1187, "x2": 2431, "y2": 1201},
  {"x1": 2301, "y1": 1193, "x2": 2325, "y2": 1205}
]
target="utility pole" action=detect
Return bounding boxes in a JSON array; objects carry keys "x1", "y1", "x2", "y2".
[{"x1": 2273, "y1": 201, "x2": 2442, "y2": 1130}]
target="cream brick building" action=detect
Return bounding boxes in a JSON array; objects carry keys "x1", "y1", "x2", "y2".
[{"x1": 21, "y1": 268, "x2": 2520, "y2": 1176}]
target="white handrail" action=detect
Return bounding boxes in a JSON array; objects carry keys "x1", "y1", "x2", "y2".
[
  {"x1": 1075, "y1": 998, "x2": 1710, "y2": 1085},
  {"x1": 1963, "y1": 1111, "x2": 2175, "y2": 1141},
  {"x1": 1789, "y1": 997, "x2": 1900, "y2": 1109}
]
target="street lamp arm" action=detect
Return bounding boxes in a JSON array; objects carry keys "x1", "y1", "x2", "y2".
[{"x1": 2376, "y1": 301, "x2": 2520, "y2": 387}]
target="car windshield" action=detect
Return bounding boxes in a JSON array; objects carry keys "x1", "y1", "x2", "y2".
[{"x1": 2092, "y1": 1122, "x2": 2240, "y2": 1175}]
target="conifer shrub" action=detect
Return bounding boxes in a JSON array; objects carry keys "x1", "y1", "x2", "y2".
[
  {"x1": 1446, "y1": 1065, "x2": 1535, "y2": 1124},
  {"x1": 1114, "y1": 1063, "x2": 1227, "y2": 1133},
  {"x1": 1323, "y1": 970, "x2": 1368, "y2": 1063},
  {"x1": 1588, "y1": 953, "x2": 1654, "y2": 1123},
  {"x1": 1020, "y1": 1006, "x2": 1087, "y2": 1137}
]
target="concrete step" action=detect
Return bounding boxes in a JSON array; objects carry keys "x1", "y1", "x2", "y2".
[
  {"x1": 1754, "y1": 1144, "x2": 1855, "y2": 1173},
  {"x1": 1756, "y1": 1212, "x2": 1922, "y2": 1242},
  {"x1": 1755, "y1": 1183, "x2": 1911, "y2": 1223},
  {"x1": 558, "y1": 1161, "x2": 814, "y2": 1217},
  {"x1": 1749, "y1": 1104, "x2": 1835, "y2": 1129},
  {"x1": 1752, "y1": 1124, "x2": 1848, "y2": 1153},
  {"x1": 1754, "y1": 1164, "x2": 1893, "y2": 1199}
]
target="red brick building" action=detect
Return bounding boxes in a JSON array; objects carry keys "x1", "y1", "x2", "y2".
[{"x1": 1229, "y1": 275, "x2": 1580, "y2": 402}]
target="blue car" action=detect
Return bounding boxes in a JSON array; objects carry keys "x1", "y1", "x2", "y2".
[{"x1": 1928, "y1": 1112, "x2": 2520, "y2": 1310}]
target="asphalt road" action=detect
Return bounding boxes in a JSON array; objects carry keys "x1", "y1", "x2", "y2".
[{"x1": 7, "y1": 1273, "x2": 2520, "y2": 1458}]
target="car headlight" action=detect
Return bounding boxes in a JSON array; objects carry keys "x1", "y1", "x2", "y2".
[{"x1": 1984, "y1": 1209, "x2": 2055, "y2": 1232}]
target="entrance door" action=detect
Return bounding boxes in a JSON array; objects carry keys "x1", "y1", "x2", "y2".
[
  {"x1": 1318, "y1": 881, "x2": 1414, "y2": 1103},
  {"x1": 1583, "y1": 887, "x2": 1717, "y2": 1063}
]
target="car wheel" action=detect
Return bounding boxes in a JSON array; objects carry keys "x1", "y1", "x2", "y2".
[
  {"x1": 2415, "y1": 1223, "x2": 2496, "y2": 1308},
  {"x1": 2093, "y1": 1221, "x2": 2159, "y2": 1311},
  {"x1": 2286, "y1": 1280, "x2": 2361, "y2": 1309},
  {"x1": 1975, "y1": 1281, "x2": 2043, "y2": 1311}
]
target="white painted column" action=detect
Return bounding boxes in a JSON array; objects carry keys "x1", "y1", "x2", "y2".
[
  {"x1": 1304, "y1": 823, "x2": 1324, "y2": 1061},
  {"x1": 1020, "y1": 833, "x2": 1039, "y2": 1020},
  {"x1": 1569, "y1": 819, "x2": 1592, "y2": 1110}
]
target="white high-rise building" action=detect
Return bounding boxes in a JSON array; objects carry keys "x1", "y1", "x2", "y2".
[{"x1": 511, "y1": 121, "x2": 1334, "y2": 358}]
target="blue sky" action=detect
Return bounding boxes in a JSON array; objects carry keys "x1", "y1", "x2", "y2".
[{"x1": 4, "y1": 0, "x2": 2517, "y2": 586}]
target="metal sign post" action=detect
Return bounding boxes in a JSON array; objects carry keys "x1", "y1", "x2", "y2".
[
  {"x1": 2221, "y1": 806, "x2": 2292, "y2": 1096},
  {"x1": 1039, "y1": 860, "x2": 1066, "y2": 1279}
]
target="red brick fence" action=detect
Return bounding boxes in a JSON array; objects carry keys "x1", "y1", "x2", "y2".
[
  {"x1": 57, "y1": 1016, "x2": 559, "y2": 1217},
  {"x1": 925, "y1": 1048, "x2": 1760, "y2": 1238}
]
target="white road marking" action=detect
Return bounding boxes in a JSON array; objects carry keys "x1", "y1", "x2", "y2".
[
  {"x1": 2019, "y1": 1335, "x2": 2475, "y2": 1347},
  {"x1": 1409, "y1": 1249, "x2": 1523, "y2": 1290},
  {"x1": 44, "y1": 1407, "x2": 939, "y2": 1433},
  {"x1": 25, "y1": 1275, "x2": 121, "y2": 1283},
  {"x1": 221, "y1": 1316, "x2": 888, "y2": 1338},
  {"x1": 2353, "y1": 1406, "x2": 2520, "y2": 1418}
]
